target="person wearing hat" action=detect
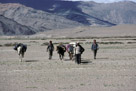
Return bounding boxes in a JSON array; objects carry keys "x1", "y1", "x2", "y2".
[{"x1": 74, "y1": 42, "x2": 84, "y2": 64}]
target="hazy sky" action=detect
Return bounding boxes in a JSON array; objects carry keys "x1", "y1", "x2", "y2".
[{"x1": 63, "y1": 0, "x2": 136, "y2": 3}]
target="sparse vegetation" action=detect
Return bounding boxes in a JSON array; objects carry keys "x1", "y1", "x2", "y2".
[
  {"x1": 80, "y1": 83, "x2": 85, "y2": 86},
  {"x1": 127, "y1": 42, "x2": 136, "y2": 44},
  {"x1": 41, "y1": 42, "x2": 49, "y2": 46}
]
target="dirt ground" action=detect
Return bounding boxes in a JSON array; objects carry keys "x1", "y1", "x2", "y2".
[{"x1": 0, "y1": 37, "x2": 136, "y2": 91}]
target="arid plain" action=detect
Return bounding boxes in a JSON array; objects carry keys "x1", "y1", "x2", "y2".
[{"x1": 0, "y1": 25, "x2": 136, "y2": 91}]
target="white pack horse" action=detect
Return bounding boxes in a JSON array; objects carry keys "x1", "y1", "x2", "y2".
[{"x1": 14, "y1": 43, "x2": 27, "y2": 62}]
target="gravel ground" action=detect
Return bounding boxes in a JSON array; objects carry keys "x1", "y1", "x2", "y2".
[{"x1": 0, "y1": 37, "x2": 136, "y2": 91}]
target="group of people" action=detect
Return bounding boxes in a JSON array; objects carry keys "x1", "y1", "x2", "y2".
[
  {"x1": 47, "y1": 40, "x2": 99, "y2": 64},
  {"x1": 14, "y1": 40, "x2": 99, "y2": 63}
]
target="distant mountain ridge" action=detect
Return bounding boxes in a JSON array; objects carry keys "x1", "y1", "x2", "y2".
[
  {"x1": 0, "y1": 3, "x2": 115, "y2": 35},
  {"x1": 0, "y1": 0, "x2": 116, "y2": 26},
  {"x1": 0, "y1": 0, "x2": 136, "y2": 25},
  {"x1": 0, "y1": 3, "x2": 84, "y2": 34}
]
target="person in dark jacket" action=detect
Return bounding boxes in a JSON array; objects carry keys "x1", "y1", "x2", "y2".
[
  {"x1": 91, "y1": 40, "x2": 99, "y2": 59},
  {"x1": 47, "y1": 41, "x2": 54, "y2": 60}
]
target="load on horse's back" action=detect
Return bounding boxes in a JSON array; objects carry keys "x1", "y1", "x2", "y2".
[
  {"x1": 67, "y1": 44, "x2": 73, "y2": 53},
  {"x1": 66, "y1": 44, "x2": 74, "y2": 60},
  {"x1": 14, "y1": 43, "x2": 27, "y2": 62}
]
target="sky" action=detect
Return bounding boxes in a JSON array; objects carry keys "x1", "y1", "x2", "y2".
[{"x1": 62, "y1": 0, "x2": 136, "y2": 3}]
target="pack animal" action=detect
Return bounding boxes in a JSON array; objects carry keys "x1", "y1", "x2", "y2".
[
  {"x1": 56, "y1": 45, "x2": 66, "y2": 60},
  {"x1": 66, "y1": 44, "x2": 74, "y2": 60},
  {"x1": 14, "y1": 43, "x2": 27, "y2": 62}
]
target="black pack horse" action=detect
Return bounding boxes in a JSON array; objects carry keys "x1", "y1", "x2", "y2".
[
  {"x1": 56, "y1": 45, "x2": 66, "y2": 60},
  {"x1": 14, "y1": 43, "x2": 27, "y2": 62}
]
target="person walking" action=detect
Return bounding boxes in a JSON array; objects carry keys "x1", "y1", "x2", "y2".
[
  {"x1": 91, "y1": 40, "x2": 99, "y2": 59},
  {"x1": 47, "y1": 41, "x2": 54, "y2": 60},
  {"x1": 74, "y1": 42, "x2": 84, "y2": 64}
]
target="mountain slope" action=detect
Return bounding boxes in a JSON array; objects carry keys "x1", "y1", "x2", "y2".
[
  {"x1": 1, "y1": 0, "x2": 136, "y2": 25},
  {"x1": 0, "y1": 0, "x2": 136, "y2": 36},
  {"x1": 0, "y1": 3, "x2": 83, "y2": 33},
  {"x1": 0, "y1": 0, "x2": 116, "y2": 26},
  {"x1": 0, "y1": 15, "x2": 35, "y2": 35},
  {"x1": 78, "y1": 1, "x2": 136, "y2": 24}
]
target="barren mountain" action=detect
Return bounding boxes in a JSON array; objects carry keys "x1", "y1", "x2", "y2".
[
  {"x1": 78, "y1": 1, "x2": 136, "y2": 24},
  {"x1": 0, "y1": 0, "x2": 116, "y2": 26},
  {"x1": 0, "y1": 15, "x2": 35, "y2": 35},
  {"x1": 1, "y1": 0, "x2": 136, "y2": 25},
  {"x1": 0, "y1": 0, "x2": 136, "y2": 35},
  {"x1": 0, "y1": 3, "x2": 83, "y2": 33}
]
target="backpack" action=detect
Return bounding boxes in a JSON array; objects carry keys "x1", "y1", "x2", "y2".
[
  {"x1": 48, "y1": 44, "x2": 54, "y2": 51},
  {"x1": 68, "y1": 45, "x2": 73, "y2": 52}
]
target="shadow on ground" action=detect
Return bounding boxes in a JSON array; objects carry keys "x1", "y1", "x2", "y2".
[
  {"x1": 96, "y1": 57, "x2": 109, "y2": 60},
  {"x1": 64, "y1": 58, "x2": 92, "y2": 64},
  {"x1": 64, "y1": 59, "x2": 74, "y2": 61},
  {"x1": 81, "y1": 59, "x2": 92, "y2": 64},
  {"x1": 25, "y1": 60, "x2": 38, "y2": 62}
]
